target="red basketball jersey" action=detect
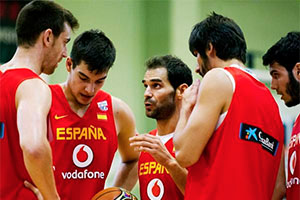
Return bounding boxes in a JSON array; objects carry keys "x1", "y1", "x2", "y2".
[
  {"x1": 49, "y1": 85, "x2": 118, "y2": 200},
  {"x1": 286, "y1": 114, "x2": 300, "y2": 200},
  {"x1": 138, "y1": 130, "x2": 183, "y2": 200},
  {"x1": 0, "y1": 69, "x2": 41, "y2": 199},
  {"x1": 184, "y1": 67, "x2": 284, "y2": 200}
]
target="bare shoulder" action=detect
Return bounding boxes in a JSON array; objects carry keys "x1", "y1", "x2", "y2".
[
  {"x1": 16, "y1": 78, "x2": 51, "y2": 106},
  {"x1": 111, "y1": 96, "x2": 136, "y2": 135},
  {"x1": 200, "y1": 68, "x2": 233, "y2": 93},
  {"x1": 111, "y1": 96, "x2": 133, "y2": 115}
]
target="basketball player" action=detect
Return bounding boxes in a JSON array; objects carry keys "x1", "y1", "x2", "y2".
[
  {"x1": 173, "y1": 12, "x2": 284, "y2": 199},
  {"x1": 263, "y1": 31, "x2": 300, "y2": 200},
  {"x1": 26, "y1": 29, "x2": 139, "y2": 199},
  {"x1": 0, "y1": 1, "x2": 78, "y2": 199},
  {"x1": 130, "y1": 55, "x2": 192, "y2": 199}
]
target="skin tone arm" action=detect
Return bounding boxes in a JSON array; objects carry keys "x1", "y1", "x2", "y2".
[
  {"x1": 16, "y1": 79, "x2": 59, "y2": 200},
  {"x1": 173, "y1": 69, "x2": 233, "y2": 168},
  {"x1": 272, "y1": 147, "x2": 286, "y2": 200},
  {"x1": 129, "y1": 134, "x2": 188, "y2": 194},
  {"x1": 112, "y1": 97, "x2": 140, "y2": 191}
]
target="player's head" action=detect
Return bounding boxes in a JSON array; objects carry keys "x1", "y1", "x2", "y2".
[
  {"x1": 66, "y1": 29, "x2": 116, "y2": 106},
  {"x1": 143, "y1": 55, "x2": 193, "y2": 120},
  {"x1": 189, "y1": 12, "x2": 246, "y2": 76},
  {"x1": 16, "y1": 0, "x2": 79, "y2": 47},
  {"x1": 16, "y1": 0, "x2": 79, "y2": 74},
  {"x1": 263, "y1": 31, "x2": 300, "y2": 107}
]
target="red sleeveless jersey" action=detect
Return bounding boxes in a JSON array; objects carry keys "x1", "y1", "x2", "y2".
[
  {"x1": 184, "y1": 67, "x2": 284, "y2": 200},
  {"x1": 286, "y1": 114, "x2": 300, "y2": 199},
  {"x1": 49, "y1": 85, "x2": 118, "y2": 200},
  {"x1": 138, "y1": 129, "x2": 183, "y2": 200},
  {"x1": 0, "y1": 69, "x2": 41, "y2": 199}
]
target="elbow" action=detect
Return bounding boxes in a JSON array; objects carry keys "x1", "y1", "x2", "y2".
[
  {"x1": 175, "y1": 150, "x2": 197, "y2": 168},
  {"x1": 20, "y1": 140, "x2": 48, "y2": 159}
]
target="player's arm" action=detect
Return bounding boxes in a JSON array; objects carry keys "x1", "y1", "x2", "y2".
[
  {"x1": 111, "y1": 97, "x2": 140, "y2": 191},
  {"x1": 129, "y1": 134, "x2": 187, "y2": 194},
  {"x1": 16, "y1": 79, "x2": 60, "y2": 200},
  {"x1": 272, "y1": 147, "x2": 286, "y2": 200},
  {"x1": 173, "y1": 69, "x2": 232, "y2": 168}
]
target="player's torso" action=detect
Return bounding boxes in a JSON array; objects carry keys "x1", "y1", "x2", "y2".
[
  {"x1": 138, "y1": 130, "x2": 183, "y2": 200},
  {"x1": 286, "y1": 114, "x2": 300, "y2": 199},
  {"x1": 49, "y1": 85, "x2": 118, "y2": 199}
]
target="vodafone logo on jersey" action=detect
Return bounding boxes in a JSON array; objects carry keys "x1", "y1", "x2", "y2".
[
  {"x1": 289, "y1": 151, "x2": 297, "y2": 175},
  {"x1": 72, "y1": 144, "x2": 93, "y2": 168},
  {"x1": 147, "y1": 178, "x2": 164, "y2": 200}
]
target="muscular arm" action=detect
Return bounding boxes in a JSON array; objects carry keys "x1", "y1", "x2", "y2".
[
  {"x1": 16, "y1": 79, "x2": 59, "y2": 200},
  {"x1": 173, "y1": 69, "x2": 233, "y2": 168},
  {"x1": 111, "y1": 97, "x2": 139, "y2": 190},
  {"x1": 129, "y1": 134, "x2": 187, "y2": 194}
]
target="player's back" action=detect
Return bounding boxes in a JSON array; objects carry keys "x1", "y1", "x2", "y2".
[{"x1": 185, "y1": 67, "x2": 284, "y2": 200}]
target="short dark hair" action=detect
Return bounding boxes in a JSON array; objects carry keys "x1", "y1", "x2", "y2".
[
  {"x1": 262, "y1": 32, "x2": 300, "y2": 72},
  {"x1": 146, "y1": 55, "x2": 193, "y2": 90},
  {"x1": 70, "y1": 29, "x2": 116, "y2": 73},
  {"x1": 16, "y1": 0, "x2": 79, "y2": 47},
  {"x1": 189, "y1": 12, "x2": 247, "y2": 63}
]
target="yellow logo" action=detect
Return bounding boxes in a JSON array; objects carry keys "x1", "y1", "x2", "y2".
[
  {"x1": 54, "y1": 114, "x2": 68, "y2": 120},
  {"x1": 97, "y1": 114, "x2": 107, "y2": 120}
]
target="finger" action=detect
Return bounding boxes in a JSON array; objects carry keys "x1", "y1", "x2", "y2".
[
  {"x1": 24, "y1": 181, "x2": 38, "y2": 194},
  {"x1": 130, "y1": 134, "x2": 160, "y2": 143},
  {"x1": 130, "y1": 140, "x2": 155, "y2": 148}
]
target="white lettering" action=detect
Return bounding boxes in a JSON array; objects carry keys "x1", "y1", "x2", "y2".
[
  {"x1": 61, "y1": 169, "x2": 105, "y2": 180},
  {"x1": 287, "y1": 177, "x2": 300, "y2": 188},
  {"x1": 258, "y1": 132, "x2": 274, "y2": 150}
]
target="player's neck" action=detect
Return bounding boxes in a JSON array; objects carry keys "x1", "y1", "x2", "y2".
[
  {"x1": 213, "y1": 58, "x2": 245, "y2": 69},
  {"x1": 156, "y1": 113, "x2": 179, "y2": 136},
  {"x1": 3, "y1": 47, "x2": 43, "y2": 74}
]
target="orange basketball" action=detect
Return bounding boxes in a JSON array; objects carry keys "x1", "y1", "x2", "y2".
[{"x1": 91, "y1": 187, "x2": 138, "y2": 200}]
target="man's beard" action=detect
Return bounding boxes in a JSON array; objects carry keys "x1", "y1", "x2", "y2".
[
  {"x1": 285, "y1": 71, "x2": 300, "y2": 107},
  {"x1": 145, "y1": 92, "x2": 176, "y2": 120}
]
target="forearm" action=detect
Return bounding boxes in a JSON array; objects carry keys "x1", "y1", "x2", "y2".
[
  {"x1": 164, "y1": 158, "x2": 187, "y2": 195},
  {"x1": 173, "y1": 108, "x2": 193, "y2": 167},
  {"x1": 22, "y1": 140, "x2": 59, "y2": 200},
  {"x1": 272, "y1": 148, "x2": 286, "y2": 200},
  {"x1": 113, "y1": 159, "x2": 138, "y2": 191}
]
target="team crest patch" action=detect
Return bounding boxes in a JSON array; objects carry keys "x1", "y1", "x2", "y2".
[
  {"x1": 97, "y1": 100, "x2": 108, "y2": 111},
  {"x1": 239, "y1": 123, "x2": 279, "y2": 156}
]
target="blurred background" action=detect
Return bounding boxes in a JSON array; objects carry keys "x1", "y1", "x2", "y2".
[{"x1": 1, "y1": 0, "x2": 299, "y2": 198}]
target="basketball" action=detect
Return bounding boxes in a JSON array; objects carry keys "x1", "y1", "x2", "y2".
[{"x1": 91, "y1": 187, "x2": 138, "y2": 200}]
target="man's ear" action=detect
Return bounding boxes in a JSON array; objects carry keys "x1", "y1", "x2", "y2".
[
  {"x1": 176, "y1": 83, "x2": 189, "y2": 100},
  {"x1": 206, "y1": 42, "x2": 216, "y2": 57},
  {"x1": 293, "y1": 62, "x2": 300, "y2": 82},
  {"x1": 43, "y1": 29, "x2": 54, "y2": 47},
  {"x1": 66, "y1": 57, "x2": 73, "y2": 72}
]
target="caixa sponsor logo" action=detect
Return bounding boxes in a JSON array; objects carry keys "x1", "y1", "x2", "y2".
[
  {"x1": 239, "y1": 123, "x2": 279, "y2": 156},
  {"x1": 60, "y1": 144, "x2": 105, "y2": 180}
]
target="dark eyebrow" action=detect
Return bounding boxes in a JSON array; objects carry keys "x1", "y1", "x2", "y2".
[
  {"x1": 97, "y1": 75, "x2": 107, "y2": 81},
  {"x1": 78, "y1": 71, "x2": 89, "y2": 78},
  {"x1": 142, "y1": 79, "x2": 163, "y2": 84}
]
